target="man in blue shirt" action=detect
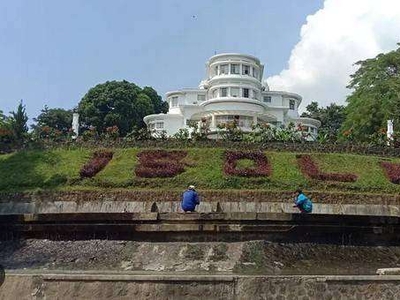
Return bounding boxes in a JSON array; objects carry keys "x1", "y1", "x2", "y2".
[
  {"x1": 181, "y1": 185, "x2": 200, "y2": 212},
  {"x1": 293, "y1": 189, "x2": 313, "y2": 213}
]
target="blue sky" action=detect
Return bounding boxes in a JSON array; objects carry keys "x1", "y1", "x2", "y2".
[{"x1": 0, "y1": 0, "x2": 324, "y2": 121}]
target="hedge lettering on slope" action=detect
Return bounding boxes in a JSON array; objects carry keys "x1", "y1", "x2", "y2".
[
  {"x1": 80, "y1": 150, "x2": 114, "y2": 178},
  {"x1": 380, "y1": 161, "x2": 400, "y2": 184},
  {"x1": 296, "y1": 154, "x2": 357, "y2": 182},
  {"x1": 224, "y1": 151, "x2": 271, "y2": 177},
  {"x1": 135, "y1": 150, "x2": 187, "y2": 178}
]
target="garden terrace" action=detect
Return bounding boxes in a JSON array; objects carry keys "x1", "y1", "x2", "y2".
[{"x1": 2, "y1": 148, "x2": 400, "y2": 195}]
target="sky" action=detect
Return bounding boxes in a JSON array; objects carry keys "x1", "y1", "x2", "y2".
[{"x1": 0, "y1": 0, "x2": 399, "y2": 123}]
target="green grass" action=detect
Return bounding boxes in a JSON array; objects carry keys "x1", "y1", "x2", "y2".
[
  {"x1": 1, "y1": 147, "x2": 400, "y2": 194},
  {"x1": 0, "y1": 149, "x2": 89, "y2": 191}
]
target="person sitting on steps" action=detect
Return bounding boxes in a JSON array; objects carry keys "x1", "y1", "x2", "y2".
[
  {"x1": 181, "y1": 185, "x2": 200, "y2": 213},
  {"x1": 293, "y1": 189, "x2": 313, "y2": 213}
]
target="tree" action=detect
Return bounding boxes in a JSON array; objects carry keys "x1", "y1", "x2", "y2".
[
  {"x1": 32, "y1": 106, "x2": 73, "y2": 133},
  {"x1": 0, "y1": 110, "x2": 13, "y2": 144},
  {"x1": 142, "y1": 86, "x2": 169, "y2": 113},
  {"x1": 341, "y1": 44, "x2": 400, "y2": 141},
  {"x1": 78, "y1": 80, "x2": 168, "y2": 136},
  {"x1": 301, "y1": 101, "x2": 346, "y2": 141},
  {"x1": 0, "y1": 110, "x2": 8, "y2": 127},
  {"x1": 9, "y1": 100, "x2": 28, "y2": 142}
]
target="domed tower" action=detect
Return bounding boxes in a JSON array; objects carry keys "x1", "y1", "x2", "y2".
[{"x1": 192, "y1": 53, "x2": 277, "y2": 133}]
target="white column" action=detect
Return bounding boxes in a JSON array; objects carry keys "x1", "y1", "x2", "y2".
[
  {"x1": 211, "y1": 115, "x2": 216, "y2": 129},
  {"x1": 72, "y1": 113, "x2": 79, "y2": 138},
  {"x1": 387, "y1": 119, "x2": 394, "y2": 145}
]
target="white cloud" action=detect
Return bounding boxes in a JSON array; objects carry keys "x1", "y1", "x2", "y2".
[{"x1": 267, "y1": 0, "x2": 400, "y2": 110}]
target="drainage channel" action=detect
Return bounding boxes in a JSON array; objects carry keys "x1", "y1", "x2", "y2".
[{"x1": 0, "y1": 212, "x2": 399, "y2": 244}]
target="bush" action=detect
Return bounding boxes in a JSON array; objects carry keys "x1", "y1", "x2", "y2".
[
  {"x1": 80, "y1": 150, "x2": 114, "y2": 178},
  {"x1": 296, "y1": 154, "x2": 357, "y2": 182},
  {"x1": 380, "y1": 161, "x2": 400, "y2": 184},
  {"x1": 135, "y1": 150, "x2": 187, "y2": 178},
  {"x1": 224, "y1": 151, "x2": 271, "y2": 177}
]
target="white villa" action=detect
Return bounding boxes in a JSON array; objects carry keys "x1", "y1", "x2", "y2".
[{"x1": 144, "y1": 53, "x2": 320, "y2": 138}]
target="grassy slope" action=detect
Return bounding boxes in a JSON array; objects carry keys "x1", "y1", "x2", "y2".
[{"x1": 0, "y1": 148, "x2": 400, "y2": 194}]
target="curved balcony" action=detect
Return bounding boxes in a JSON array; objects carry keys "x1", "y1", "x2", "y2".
[
  {"x1": 207, "y1": 74, "x2": 262, "y2": 88},
  {"x1": 200, "y1": 97, "x2": 266, "y2": 114}
]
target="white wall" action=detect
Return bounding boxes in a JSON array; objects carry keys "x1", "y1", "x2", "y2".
[{"x1": 203, "y1": 100, "x2": 265, "y2": 113}]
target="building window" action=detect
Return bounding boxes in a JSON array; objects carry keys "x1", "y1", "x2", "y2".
[
  {"x1": 242, "y1": 65, "x2": 250, "y2": 75},
  {"x1": 221, "y1": 87, "x2": 228, "y2": 97},
  {"x1": 171, "y1": 96, "x2": 178, "y2": 107},
  {"x1": 197, "y1": 94, "x2": 205, "y2": 101},
  {"x1": 220, "y1": 64, "x2": 228, "y2": 75},
  {"x1": 289, "y1": 99, "x2": 295, "y2": 110},
  {"x1": 215, "y1": 115, "x2": 253, "y2": 128},
  {"x1": 155, "y1": 122, "x2": 164, "y2": 129},
  {"x1": 252, "y1": 67, "x2": 258, "y2": 79},
  {"x1": 149, "y1": 123, "x2": 155, "y2": 130},
  {"x1": 231, "y1": 64, "x2": 240, "y2": 74},
  {"x1": 263, "y1": 96, "x2": 271, "y2": 103},
  {"x1": 243, "y1": 88, "x2": 249, "y2": 98},
  {"x1": 252, "y1": 90, "x2": 259, "y2": 100},
  {"x1": 212, "y1": 89, "x2": 218, "y2": 98},
  {"x1": 216, "y1": 115, "x2": 235, "y2": 125},
  {"x1": 238, "y1": 116, "x2": 253, "y2": 128},
  {"x1": 214, "y1": 66, "x2": 218, "y2": 76},
  {"x1": 231, "y1": 87, "x2": 240, "y2": 97}
]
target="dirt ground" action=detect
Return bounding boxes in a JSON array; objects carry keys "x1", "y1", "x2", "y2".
[{"x1": 1, "y1": 239, "x2": 400, "y2": 275}]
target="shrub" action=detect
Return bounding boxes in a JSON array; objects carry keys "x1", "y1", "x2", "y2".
[
  {"x1": 224, "y1": 151, "x2": 271, "y2": 177},
  {"x1": 135, "y1": 150, "x2": 187, "y2": 178},
  {"x1": 80, "y1": 150, "x2": 114, "y2": 178},
  {"x1": 296, "y1": 154, "x2": 357, "y2": 182},
  {"x1": 104, "y1": 125, "x2": 119, "y2": 140},
  {"x1": 380, "y1": 161, "x2": 400, "y2": 184},
  {"x1": 217, "y1": 121, "x2": 244, "y2": 142}
]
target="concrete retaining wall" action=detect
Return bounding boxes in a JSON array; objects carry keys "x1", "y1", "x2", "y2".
[
  {"x1": 0, "y1": 200, "x2": 399, "y2": 218},
  {"x1": 1, "y1": 272, "x2": 400, "y2": 300}
]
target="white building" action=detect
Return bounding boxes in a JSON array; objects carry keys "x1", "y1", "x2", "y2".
[{"x1": 144, "y1": 53, "x2": 320, "y2": 138}]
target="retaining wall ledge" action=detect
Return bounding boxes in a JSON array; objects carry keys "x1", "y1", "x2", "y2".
[{"x1": 1, "y1": 201, "x2": 400, "y2": 217}]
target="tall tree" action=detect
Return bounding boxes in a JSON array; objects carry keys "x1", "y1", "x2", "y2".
[
  {"x1": 0, "y1": 110, "x2": 8, "y2": 127},
  {"x1": 341, "y1": 44, "x2": 400, "y2": 141},
  {"x1": 301, "y1": 101, "x2": 346, "y2": 140},
  {"x1": 32, "y1": 106, "x2": 72, "y2": 133},
  {"x1": 10, "y1": 100, "x2": 28, "y2": 141},
  {"x1": 142, "y1": 86, "x2": 169, "y2": 113},
  {"x1": 78, "y1": 80, "x2": 167, "y2": 135}
]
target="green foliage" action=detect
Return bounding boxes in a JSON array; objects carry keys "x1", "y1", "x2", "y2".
[
  {"x1": 188, "y1": 119, "x2": 209, "y2": 141},
  {"x1": 236, "y1": 159, "x2": 255, "y2": 169},
  {"x1": 78, "y1": 80, "x2": 167, "y2": 136},
  {"x1": 9, "y1": 100, "x2": 28, "y2": 142},
  {"x1": 244, "y1": 123, "x2": 305, "y2": 143},
  {"x1": 124, "y1": 127, "x2": 153, "y2": 141},
  {"x1": 342, "y1": 44, "x2": 400, "y2": 141},
  {"x1": 32, "y1": 106, "x2": 72, "y2": 134},
  {"x1": 2, "y1": 148, "x2": 400, "y2": 194},
  {"x1": 302, "y1": 102, "x2": 346, "y2": 142},
  {"x1": 217, "y1": 120, "x2": 244, "y2": 141},
  {"x1": 172, "y1": 128, "x2": 190, "y2": 140},
  {"x1": 142, "y1": 86, "x2": 169, "y2": 114},
  {"x1": 0, "y1": 110, "x2": 13, "y2": 144},
  {"x1": 0, "y1": 149, "x2": 88, "y2": 191},
  {"x1": 0, "y1": 110, "x2": 8, "y2": 127}
]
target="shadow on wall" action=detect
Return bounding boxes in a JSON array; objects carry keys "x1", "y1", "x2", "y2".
[{"x1": 0, "y1": 151, "x2": 68, "y2": 191}]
